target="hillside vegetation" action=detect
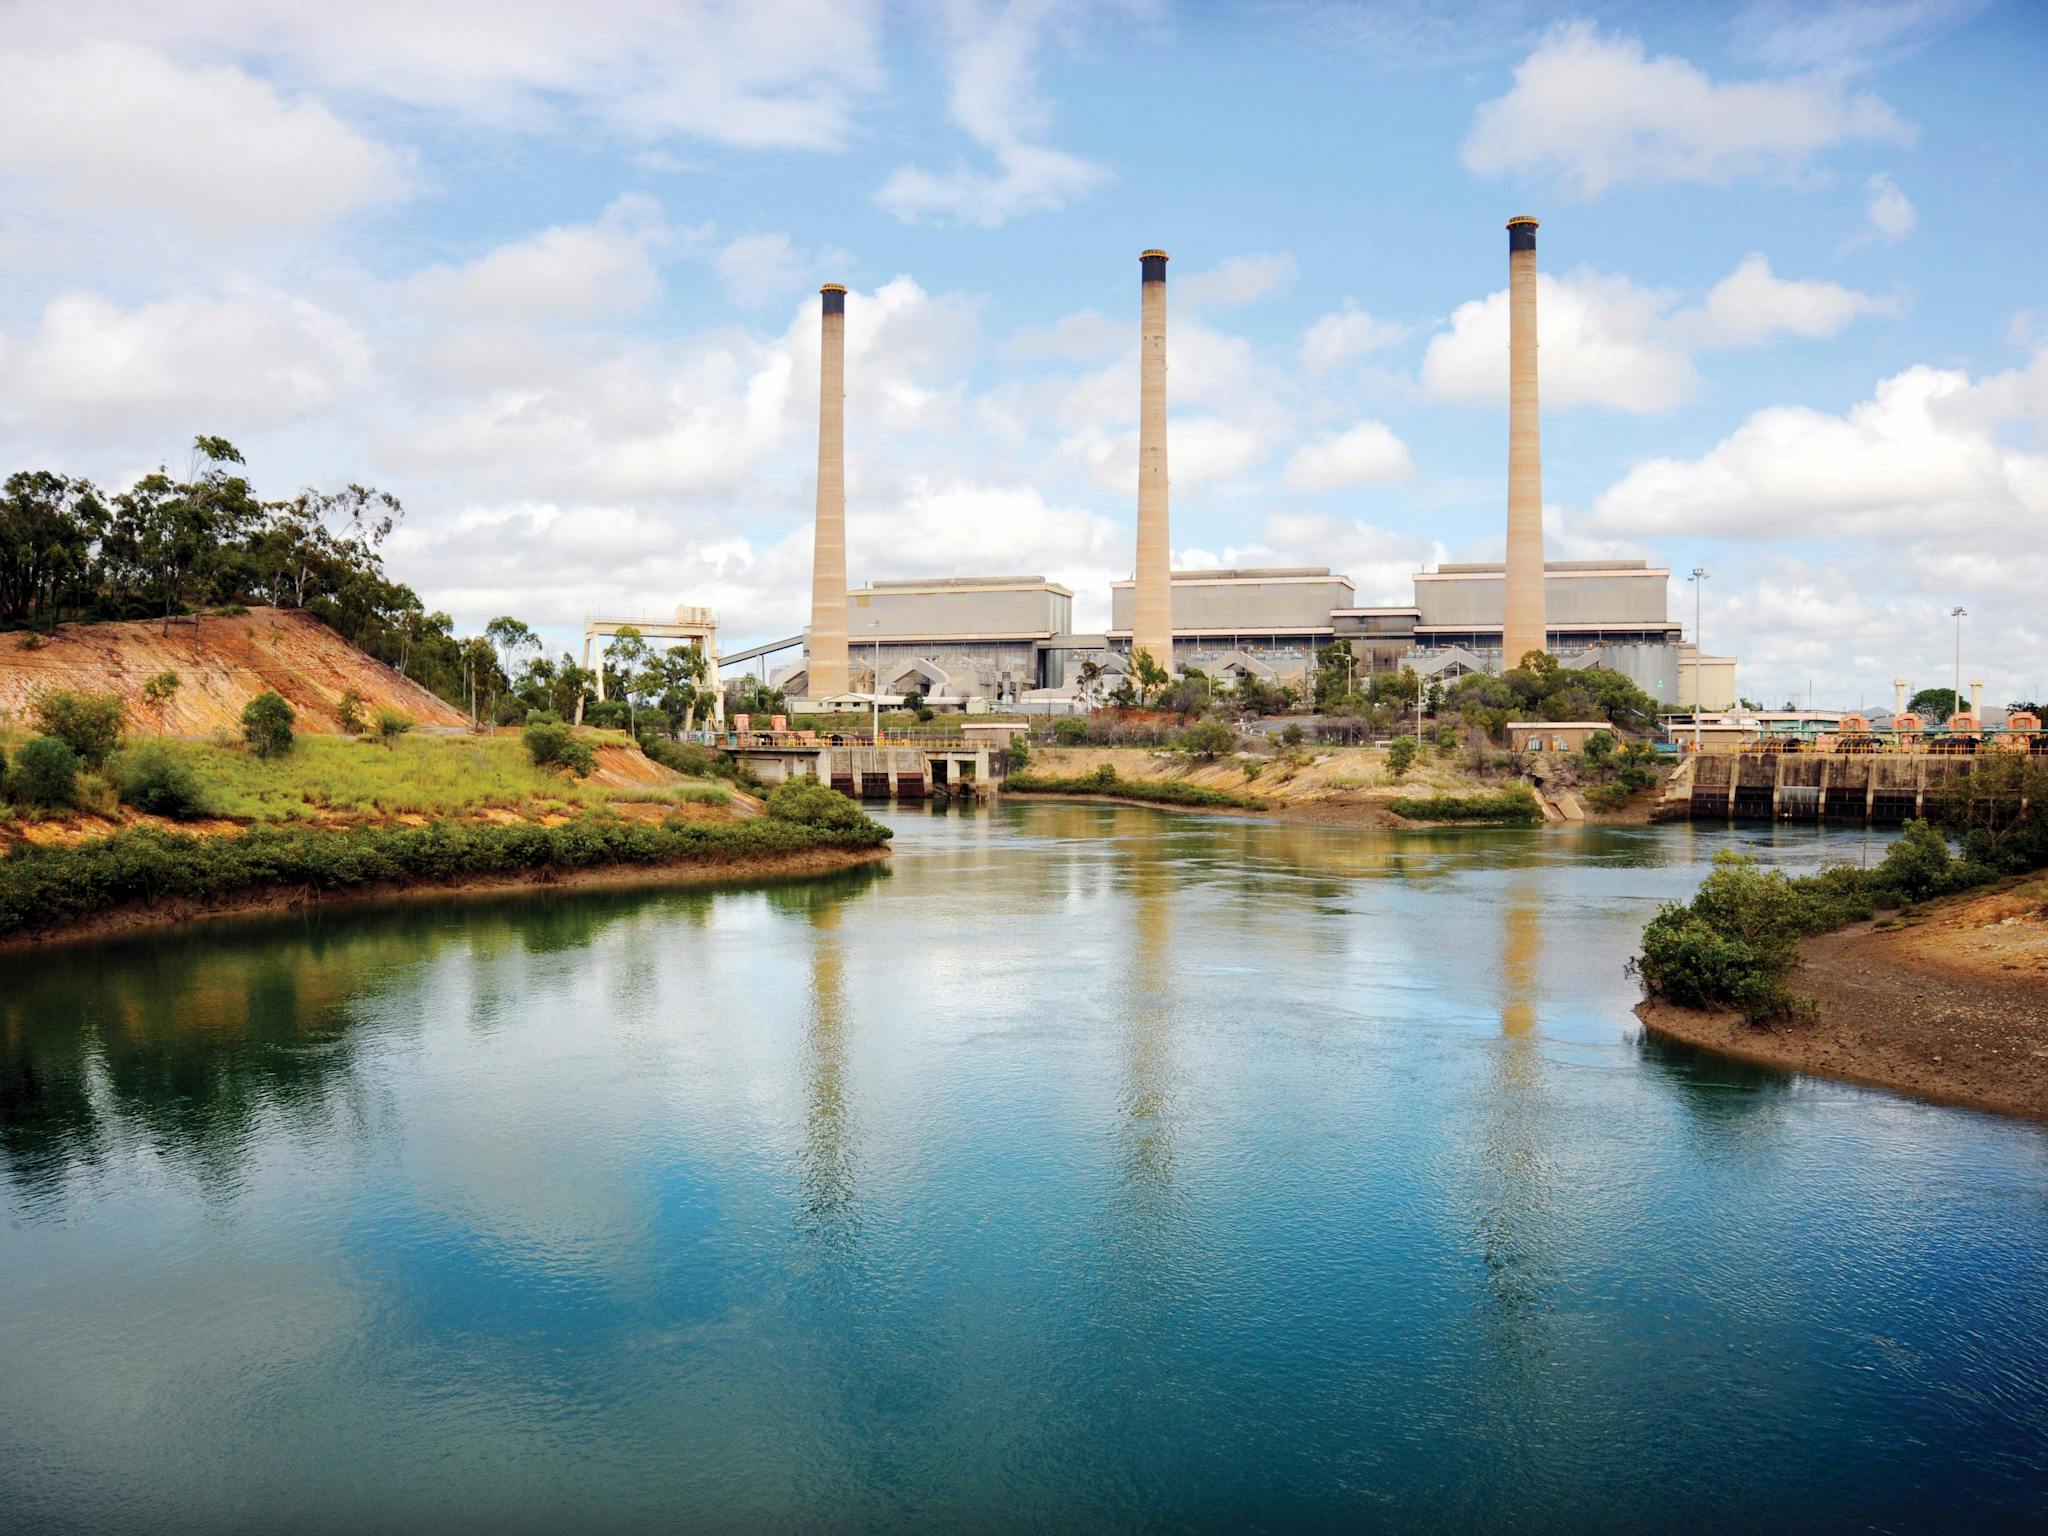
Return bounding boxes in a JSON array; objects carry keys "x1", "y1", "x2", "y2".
[{"x1": 1, "y1": 607, "x2": 466, "y2": 735}]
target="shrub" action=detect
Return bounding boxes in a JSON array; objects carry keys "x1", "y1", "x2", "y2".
[
  {"x1": 337, "y1": 689, "x2": 368, "y2": 736},
  {"x1": 10, "y1": 735, "x2": 79, "y2": 808},
  {"x1": 1585, "y1": 782, "x2": 1632, "y2": 813},
  {"x1": 1003, "y1": 766, "x2": 1261, "y2": 809},
  {"x1": 1280, "y1": 723, "x2": 1305, "y2": 748},
  {"x1": 586, "y1": 699, "x2": 630, "y2": 729},
  {"x1": 1386, "y1": 736, "x2": 1418, "y2": 776},
  {"x1": 32, "y1": 689, "x2": 127, "y2": 768},
  {"x1": 0, "y1": 810, "x2": 892, "y2": 940},
  {"x1": 766, "y1": 777, "x2": 869, "y2": 831},
  {"x1": 489, "y1": 694, "x2": 528, "y2": 727},
  {"x1": 374, "y1": 709, "x2": 415, "y2": 746},
  {"x1": 1053, "y1": 717, "x2": 1091, "y2": 746},
  {"x1": 113, "y1": 744, "x2": 209, "y2": 819},
  {"x1": 1434, "y1": 724, "x2": 1458, "y2": 753},
  {"x1": 1582, "y1": 730, "x2": 1615, "y2": 767},
  {"x1": 241, "y1": 692, "x2": 296, "y2": 757},
  {"x1": 1869, "y1": 817, "x2": 1960, "y2": 905},
  {"x1": 1179, "y1": 719, "x2": 1235, "y2": 759},
  {"x1": 524, "y1": 718, "x2": 595, "y2": 777},
  {"x1": 1388, "y1": 786, "x2": 1541, "y2": 825},
  {"x1": 1006, "y1": 739, "x2": 1031, "y2": 771}
]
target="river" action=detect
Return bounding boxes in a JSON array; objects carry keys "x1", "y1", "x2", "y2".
[{"x1": 3, "y1": 804, "x2": 2045, "y2": 1533}]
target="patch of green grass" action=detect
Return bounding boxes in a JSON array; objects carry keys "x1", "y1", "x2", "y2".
[
  {"x1": 1388, "y1": 787, "x2": 1542, "y2": 825},
  {"x1": 1005, "y1": 765, "x2": 1263, "y2": 809},
  {"x1": 0, "y1": 807, "x2": 892, "y2": 940}
]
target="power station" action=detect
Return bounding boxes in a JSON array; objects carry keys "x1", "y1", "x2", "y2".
[{"x1": 740, "y1": 222, "x2": 1738, "y2": 713}]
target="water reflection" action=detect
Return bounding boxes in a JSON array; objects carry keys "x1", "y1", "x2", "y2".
[
  {"x1": 796, "y1": 897, "x2": 861, "y2": 1256},
  {"x1": 1118, "y1": 832, "x2": 1179, "y2": 1200}
]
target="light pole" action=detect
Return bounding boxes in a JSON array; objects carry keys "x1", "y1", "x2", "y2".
[
  {"x1": 871, "y1": 620, "x2": 882, "y2": 743},
  {"x1": 1689, "y1": 567, "x2": 1709, "y2": 752},
  {"x1": 1951, "y1": 606, "x2": 1967, "y2": 722}
]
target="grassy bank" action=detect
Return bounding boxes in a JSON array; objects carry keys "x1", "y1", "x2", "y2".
[
  {"x1": 1004, "y1": 765, "x2": 1264, "y2": 810},
  {"x1": 1633, "y1": 801, "x2": 2048, "y2": 1022},
  {"x1": 1388, "y1": 787, "x2": 1542, "y2": 825},
  {"x1": 0, "y1": 796, "x2": 890, "y2": 942}
]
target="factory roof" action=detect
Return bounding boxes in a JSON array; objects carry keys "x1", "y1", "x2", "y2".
[
  {"x1": 1422, "y1": 559, "x2": 1665, "y2": 578},
  {"x1": 863, "y1": 574, "x2": 1071, "y2": 595}
]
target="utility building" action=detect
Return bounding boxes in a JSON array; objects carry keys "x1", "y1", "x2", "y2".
[
  {"x1": 777, "y1": 576, "x2": 1073, "y2": 707},
  {"x1": 1106, "y1": 568, "x2": 1355, "y2": 677}
]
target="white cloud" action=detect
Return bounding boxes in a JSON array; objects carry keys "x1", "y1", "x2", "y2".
[
  {"x1": 1179, "y1": 252, "x2": 1298, "y2": 311},
  {"x1": 716, "y1": 233, "x2": 815, "y2": 310},
  {"x1": 874, "y1": 0, "x2": 1111, "y2": 227},
  {"x1": 1422, "y1": 268, "x2": 1696, "y2": 412},
  {"x1": 0, "y1": 289, "x2": 371, "y2": 429},
  {"x1": 1589, "y1": 348, "x2": 2048, "y2": 540},
  {"x1": 1424, "y1": 255, "x2": 1890, "y2": 410},
  {"x1": 1283, "y1": 422, "x2": 1413, "y2": 492},
  {"x1": 1006, "y1": 309, "x2": 1124, "y2": 361},
  {"x1": 21, "y1": 1, "x2": 885, "y2": 153},
  {"x1": 1301, "y1": 305, "x2": 1408, "y2": 374},
  {"x1": 1675, "y1": 253, "x2": 1892, "y2": 348},
  {"x1": 0, "y1": 41, "x2": 409, "y2": 232},
  {"x1": 1864, "y1": 172, "x2": 1917, "y2": 243},
  {"x1": 408, "y1": 197, "x2": 674, "y2": 322},
  {"x1": 1734, "y1": 0, "x2": 1992, "y2": 72},
  {"x1": 1463, "y1": 22, "x2": 1911, "y2": 198}
]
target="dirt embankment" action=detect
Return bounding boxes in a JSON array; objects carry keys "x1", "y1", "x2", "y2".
[
  {"x1": 0, "y1": 608, "x2": 469, "y2": 735},
  {"x1": 1638, "y1": 873, "x2": 2048, "y2": 1121},
  {"x1": 1021, "y1": 745, "x2": 1633, "y2": 828}
]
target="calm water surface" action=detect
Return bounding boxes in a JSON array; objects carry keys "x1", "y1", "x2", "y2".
[{"x1": 2, "y1": 805, "x2": 2045, "y2": 1533}]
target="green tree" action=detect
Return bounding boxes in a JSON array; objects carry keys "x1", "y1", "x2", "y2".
[
  {"x1": 11, "y1": 736, "x2": 79, "y2": 808},
  {"x1": 603, "y1": 626, "x2": 653, "y2": 734},
  {"x1": 1387, "y1": 736, "x2": 1418, "y2": 777},
  {"x1": 32, "y1": 689, "x2": 128, "y2": 768},
  {"x1": 374, "y1": 709, "x2": 415, "y2": 746},
  {"x1": 1130, "y1": 648, "x2": 1170, "y2": 708},
  {"x1": 1180, "y1": 719, "x2": 1235, "y2": 759},
  {"x1": 241, "y1": 691, "x2": 296, "y2": 757},
  {"x1": 1908, "y1": 687, "x2": 1961, "y2": 719},
  {"x1": 1313, "y1": 639, "x2": 1356, "y2": 711},
  {"x1": 141, "y1": 671, "x2": 182, "y2": 728},
  {"x1": 0, "y1": 471, "x2": 105, "y2": 626},
  {"x1": 336, "y1": 689, "x2": 367, "y2": 735}
]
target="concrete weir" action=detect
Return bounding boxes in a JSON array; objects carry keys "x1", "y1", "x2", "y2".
[
  {"x1": 725, "y1": 738, "x2": 1002, "y2": 800},
  {"x1": 1686, "y1": 752, "x2": 1975, "y2": 823}
]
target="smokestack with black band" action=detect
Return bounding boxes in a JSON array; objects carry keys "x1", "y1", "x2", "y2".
[
  {"x1": 1502, "y1": 216, "x2": 1546, "y2": 672},
  {"x1": 1133, "y1": 249, "x2": 1173, "y2": 674},
  {"x1": 807, "y1": 284, "x2": 849, "y2": 699}
]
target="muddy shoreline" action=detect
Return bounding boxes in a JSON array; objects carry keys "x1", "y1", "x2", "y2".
[
  {"x1": 1637, "y1": 880, "x2": 2048, "y2": 1121},
  {"x1": 0, "y1": 844, "x2": 891, "y2": 954}
]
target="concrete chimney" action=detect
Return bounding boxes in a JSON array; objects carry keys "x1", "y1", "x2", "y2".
[
  {"x1": 1502, "y1": 216, "x2": 1547, "y2": 673},
  {"x1": 1133, "y1": 249, "x2": 1173, "y2": 674},
  {"x1": 806, "y1": 284, "x2": 850, "y2": 700},
  {"x1": 1970, "y1": 679, "x2": 1984, "y2": 719},
  {"x1": 1893, "y1": 677, "x2": 1908, "y2": 716}
]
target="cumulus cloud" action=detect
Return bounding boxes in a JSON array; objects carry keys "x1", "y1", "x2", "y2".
[
  {"x1": 1674, "y1": 253, "x2": 1894, "y2": 348},
  {"x1": 1424, "y1": 255, "x2": 1890, "y2": 409},
  {"x1": 1463, "y1": 22, "x2": 1911, "y2": 198},
  {"x1": 1282, "y1": 422, "x2": 1413, "y2": 492},
  {"x1": 19, "y1": 0, "x2": 886, "y2": 153},
  {"x1": 1179, "y1": 252, "x2": 1298, "y2": 311},
  {"x1": 1301, "y1": 305, "x2": 1408, "y2": 374},
  {"x1": 1864, "y1": 172, "x2": 1917, "y2": 243},
  {"x1": 0, "y1": 289, "x2": 372, "y2": 430},
  {"x1": 1589, "y1": 348, "x2": 2048, "y2": 540},
  {"x1": 408, "y1": 197, "x2": 677, "y2": 322},
  {"x1": 874, "y1": 0, "x2": 1111, "y2": 227},
  {"x1": 715, "y1": 232, "x2": 841, "y2": 310},
  {"x1": 1423, "y1": 268, "x2": 1696, "y2": 412},
  {"x1": 0, "y1": 40, "x2": 409, "y2": 232}
]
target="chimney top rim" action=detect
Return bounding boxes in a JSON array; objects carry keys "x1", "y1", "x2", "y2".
[
  {"x1": 1505, "y1": 215, "x2": 1539, "y2": 228},
  {"x1": 1139, "y1": 248, "x2": 1170, "y2": 261},
  {"x1": 819, "y1": 282, "x2": 848, "y2": 293}
]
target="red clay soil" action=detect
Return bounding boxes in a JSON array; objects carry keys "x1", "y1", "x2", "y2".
[
  {"x1": 1638, "y1": 873, "x2": 2048, "y2": 1121},
  {"x1": 0, "y1": 608, "x2": 468, "y2": 735}
]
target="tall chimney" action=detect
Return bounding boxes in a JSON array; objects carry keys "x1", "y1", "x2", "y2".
[
  {"x1": 807, "y1": 284, "x2": 850, "y2": 699},
  {"x1": 1970, "y1": 679, "x2": 1984, "y2": 719},
  {"x1": 1893, "y1": 677, "x2": 1908, "y2": 716},
  {"x1": 1133, "y1": 249, "x2": 1173, "y2": 675},
  {"x1": 1502, "y1": 216, "x2": 1547, "y2": 673}
]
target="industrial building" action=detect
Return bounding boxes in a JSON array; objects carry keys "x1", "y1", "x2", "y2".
[
  {"x1": 773, "y1": 576, "x2": 1073, "y2": 706},
  {"x1": 1106, "y1": 568, "x2": 1356, "y2": 677}
]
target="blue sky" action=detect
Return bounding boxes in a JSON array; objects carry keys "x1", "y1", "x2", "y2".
[{"x1": 1, "y1": 0, "x2": 2043, "y2": 707}]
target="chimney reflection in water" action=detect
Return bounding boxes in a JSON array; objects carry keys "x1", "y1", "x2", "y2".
[{"x1": 798, "y1": 900, "x2": 859, "y2": 1250}]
